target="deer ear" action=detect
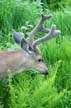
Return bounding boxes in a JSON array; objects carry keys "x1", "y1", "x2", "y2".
[{"x1": 13, "y1": 31, "x2": 29, "y2": 52}]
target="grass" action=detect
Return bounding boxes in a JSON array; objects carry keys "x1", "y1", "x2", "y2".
[{"x1": 0, "y1": 0, "x2": 71, "y2": 108}]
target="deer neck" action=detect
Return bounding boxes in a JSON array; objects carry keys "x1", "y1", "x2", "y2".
[{"x1": 0, "y1": 49, "x2": 28, "y2": 77}]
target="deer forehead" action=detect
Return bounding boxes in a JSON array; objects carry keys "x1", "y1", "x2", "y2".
[
  {"x1": 33, "y1": 46, "x2": 41, "y2": 55},
  {"x1": 31, "y1": 46, "x2": 42, "y2": 57},
  {"x1": 24, "y1": 47, "x2": 41, "y2": 60}
]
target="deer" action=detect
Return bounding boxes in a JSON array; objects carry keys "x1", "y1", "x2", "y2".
[{"x1": 0, "y1": 14, "x2": 61, "y2": 78}]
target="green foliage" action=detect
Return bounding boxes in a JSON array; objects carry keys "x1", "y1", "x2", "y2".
[
  {"x1": 41, "y1": 0, "x2": 71, "y2": 10},
  {"x1": 2, "y1": 62, "x2": 67, "y2": 108},
  {"x1": 45, "y1": 9, "x2": 71, "y2": 37},
  {"x1": 0, "y1": 0, "x2": 40, "y2": 34},
  {"x1": 0, "y1": 0, "x2": 41, "y2": 49},
  {"x1": 0, "y1": 0, "x2": 71, "y2": 108}
]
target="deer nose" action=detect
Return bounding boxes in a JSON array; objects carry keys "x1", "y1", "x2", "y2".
[{"x1": 42, "y1": 70, "x2": 48, "y2": 75}]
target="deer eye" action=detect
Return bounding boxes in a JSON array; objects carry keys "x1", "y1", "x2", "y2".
[{"x1": 38, "y1": 59, "x2": 43, "y2": 62}]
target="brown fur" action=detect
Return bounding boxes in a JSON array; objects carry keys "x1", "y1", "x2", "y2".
[{"x1": 0, "y1": 49, "x2": 48, "y2": 78}]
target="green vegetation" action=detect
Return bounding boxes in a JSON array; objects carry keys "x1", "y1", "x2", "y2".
[{"x1": 0, "y1": 0, "x2": 71, "y2": 108}]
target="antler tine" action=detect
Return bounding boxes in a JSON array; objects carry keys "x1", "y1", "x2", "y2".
[
  {"x1": 32, "y1": 24, "x2": 61, "y2": 49},
  {"x1": 29, "y1": 14, "x2": 52, "y2": 46}
]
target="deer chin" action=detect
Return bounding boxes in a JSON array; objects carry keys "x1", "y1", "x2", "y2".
[
  {"x1": 41, "y1": 72, "x2": 48, "y2": 76},
  {"x1": 37, "y1": 71, "x2": 48, "y2": 76},
  {"x1": 29, "y1": 68, "x2": 48, "y2": 76}
]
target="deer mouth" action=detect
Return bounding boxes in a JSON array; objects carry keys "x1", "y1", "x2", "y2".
[
  {"x1": 36, "y1": 70, "x2": 48, "y2": 76},
  {"x1": 41, "y1": 72, "x2": 48, "y2": 75}
]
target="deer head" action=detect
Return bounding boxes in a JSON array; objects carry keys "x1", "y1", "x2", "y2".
[{"x1": 13, "y1": 14, "x2": 61, "y2": 75}]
